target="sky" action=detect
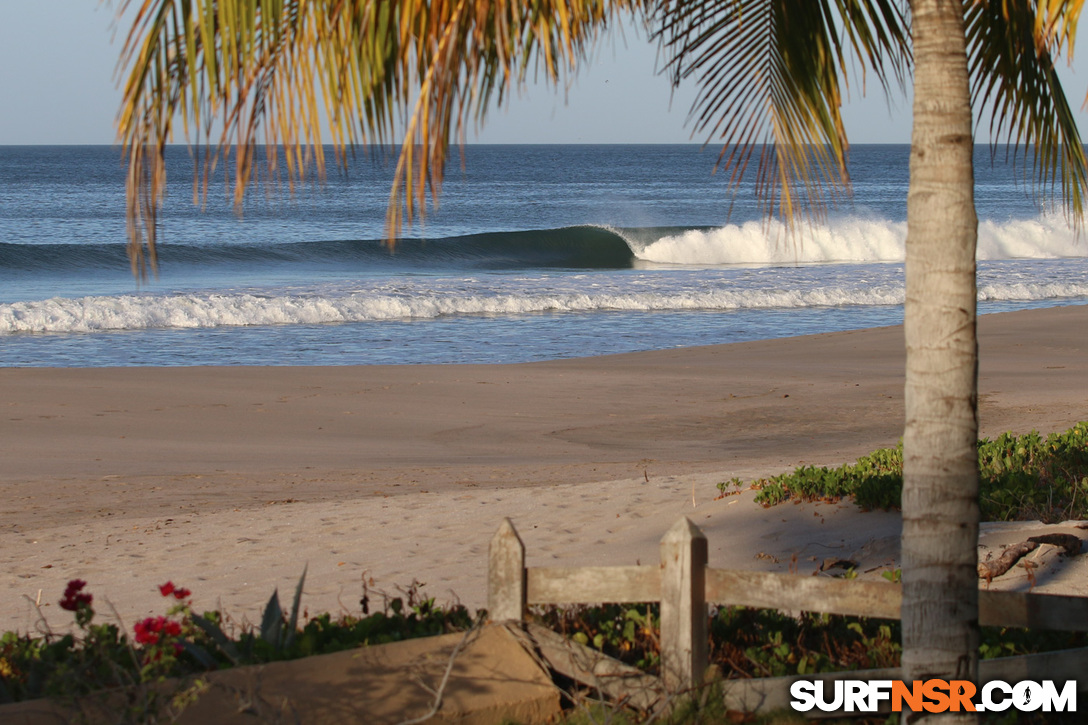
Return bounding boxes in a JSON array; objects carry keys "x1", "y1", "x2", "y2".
[{"x1": 1, "y1": 1, "x2": 1086, "y2": 146}]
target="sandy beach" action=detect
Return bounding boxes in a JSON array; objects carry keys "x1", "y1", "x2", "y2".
[{"x1": 3, "y1": 304, "x2": 1087, "y2": 634}]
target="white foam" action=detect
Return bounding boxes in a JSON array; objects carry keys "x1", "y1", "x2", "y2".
[
  {"x1": 3, "y1": 278, "x2": 1087, "y2": 335},
  {"x1": 977, "y1": 281, "x2": 1088, "y2": 301},
  {"x1": 626, "y1": 213, "x2": 1087, "y2": 266},
  {"x1": 976, "y1": 216, "x2": 1086, "y2": 260}
]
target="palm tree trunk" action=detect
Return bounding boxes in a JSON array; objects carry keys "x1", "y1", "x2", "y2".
[{"x1": 902, "y1": 0, "x2": 979, "y2": 721}]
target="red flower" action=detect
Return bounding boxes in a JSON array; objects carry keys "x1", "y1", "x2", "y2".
[
  {"x1": 135, "y1": 616, "x2": 183, "y2": 646},
  {"x1": 59, "y1": 579, "x2": 93, "y2": 612},
  {"x1": 134, "y1": 617, "x2": 159, "y2": 644},
  {"x1": 159, "y1": 582, "x2": 191, "y2": 600}
]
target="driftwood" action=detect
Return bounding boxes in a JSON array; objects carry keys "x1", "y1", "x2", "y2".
[
  {"x1": 978, "y1": 533, "x2": 1084, "y2": 580},
  {"x1": 1028, "y1": 533, "x2": 1082, "y2": 555},
  {"x1": 978, "y1": 541, "x2": 1038, "y2": 580}
]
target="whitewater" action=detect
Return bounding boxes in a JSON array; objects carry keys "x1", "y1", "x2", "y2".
[
  {"x1": 631, "y1": 212, "x2": 1088, "y2": 264},
  {"x1": 1, "y1": 145, "x2": 1085, "y2": 366}
]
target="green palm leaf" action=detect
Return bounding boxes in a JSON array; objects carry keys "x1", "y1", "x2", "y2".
[
  {"x1": 652, "y1": 0, "x2": 910, "y2": 225},
  {"x1": 966, "y1": 0, "x2": 1088, "y2": 225}
]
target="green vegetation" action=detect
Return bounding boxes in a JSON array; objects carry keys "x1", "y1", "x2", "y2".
[
  {"x1": 534, "y1": 604, "x2": 903, "y2": 681},
  {"x1": 534, "y1": 603, "x2": 1081, "y2": 681},
  {"x1": 533, "y1": 604, "x2": 661, "y2": 673},
  {"x1": 725, "y1": 422, "x2": 1088, "y2": 522},
  {"x1": 547, "y1": 606, "x2": 1085, "y2": 724},
  {"x1": 3, "y1": 578, "x2": 1083, "y2": 722},
  {"x1": 0, "y1": 577, "x2": 476, "y2": 707}
]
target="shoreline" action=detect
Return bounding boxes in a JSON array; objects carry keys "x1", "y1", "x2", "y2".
[{"x1": 2, "y1": 304, "x2": 1086, "y2": 633}]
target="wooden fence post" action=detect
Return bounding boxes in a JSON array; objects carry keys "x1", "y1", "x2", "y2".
[
  {"x1": 660, "y1": 517, "x2": 708, "y2": 692},
  {"x1": 488, "y1": 518, "x2": 526, "y2": 621}
]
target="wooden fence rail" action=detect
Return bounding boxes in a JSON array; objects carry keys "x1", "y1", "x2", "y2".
[{"x1": 488, "y1": 516, "x2": 1088, "y2": 701}]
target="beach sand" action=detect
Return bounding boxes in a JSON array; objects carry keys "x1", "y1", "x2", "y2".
[{"x1": 2, "y1": 304, "x2": 1087, "y2": 634}]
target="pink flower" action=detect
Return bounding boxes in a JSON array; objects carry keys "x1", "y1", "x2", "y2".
[{"x1": 158, "y1": 582, "x2": 175, "y2": 597}]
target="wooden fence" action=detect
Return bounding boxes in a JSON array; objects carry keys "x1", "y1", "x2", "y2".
[{"x1": 488, "y1": 516, "x2": 1088, "y2": 714}]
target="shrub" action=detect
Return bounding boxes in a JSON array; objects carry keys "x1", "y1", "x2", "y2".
[{"x1": 727, "y1": 422, "x2": 1088, "y2": 522}]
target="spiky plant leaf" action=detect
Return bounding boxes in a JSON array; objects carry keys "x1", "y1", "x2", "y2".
[
  {"x1": 259, "y1": 587, "x2": 283, "y2": 647},
  {"x1": 189, "y1": 612, "x2": 241, "y2": 664},
  {"x1": 285, "y1": 565, "x2": 307, "y2": 649}
]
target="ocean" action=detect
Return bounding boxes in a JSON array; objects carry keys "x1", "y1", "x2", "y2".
[{"x1": 1, "y1": 144, "x2": 1086, "y2": 367}]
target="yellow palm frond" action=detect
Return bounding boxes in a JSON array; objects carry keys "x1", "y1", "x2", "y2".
[
  {"x1": 1034, "y1": 0, "x2": 1084, "y2": 55},
  {"x1": 117, "y1": 0, "x2": 647, "y2": 278},
  {"x1": 117, "y1": 0, "x2": 1088, "y2": 278}
]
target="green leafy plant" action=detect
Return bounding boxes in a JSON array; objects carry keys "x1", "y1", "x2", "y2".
[
  {"x1": 709, "y1": 608, "x2": 901, "y2": 679},
  {"x1": 714, "y1": 477, "x2": 746, "y2": 499},
  {"x1": 724, "y1": 422, "x2": 1088, "y2": 522},
  {"x1": 531, "y1": 604, "x2": 662, "y2": 673},
  {"x1": 532, "y1": 602, "x2": 1086, "y2": 688},
  {"x1": 0, "y1": 579, "x2": 205, "y2": 721},
  {"x1": 0, "y1": 576, "x2": 478, "y2": 709}
]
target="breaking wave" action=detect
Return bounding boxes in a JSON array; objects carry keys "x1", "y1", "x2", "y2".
[
  {"x1": 5, "y1": 279, "x2": 1088, "y2": 334},
  {"x1": 625, "y1": 213, "x2": 1086, "y2": 265},
  {"x1": 5, "y1": 212, "x2": 1084, "y2": 278}
]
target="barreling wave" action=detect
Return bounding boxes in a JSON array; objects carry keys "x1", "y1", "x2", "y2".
[
  {"x1": 4, "y1": 280, "x2": 1088, "y2": 334},
  {"x1": 4, "y1": 212, "x2": 1084, "y2": 278},
  {"x1": 0, "y1": 226, "x2": 636, "y2": 274}
]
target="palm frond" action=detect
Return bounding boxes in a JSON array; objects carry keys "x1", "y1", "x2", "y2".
[
  {"x1": 966, "y1": 0, "x2": 1088, "y2": 226},
  {"x1": 117, "y1": 0, "x2": 646, "y2": 278},
  {"x1": 652, "y1": 0, "x2": 911, "y2": 226},
  {"x1": 1034, "y1": 0, "x2": 1085, "y2": 55}
]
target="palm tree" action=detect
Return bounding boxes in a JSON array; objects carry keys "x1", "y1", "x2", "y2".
[
  {"x1": 631, "y1": 4, "x2": 1087, "y2": 716},
  {"x1": 903, "y1": 2, "x2": 1084, "y2": 708},
  {"x1": 901, "y1": 1, "x2": 983, "y2": 704},
  {"x1": 116, "y1": 0, "x2": 1087, "y2": 717}
]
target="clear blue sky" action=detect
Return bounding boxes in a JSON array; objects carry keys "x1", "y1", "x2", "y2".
[{"x1": 2, "y1": 1, "x2": 1086, "y2": 146}]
